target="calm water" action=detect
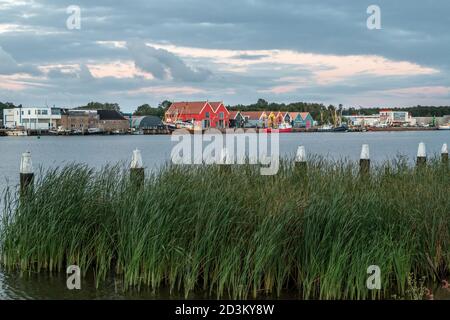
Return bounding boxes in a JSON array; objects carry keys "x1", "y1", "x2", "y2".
[
  {"x1": 0, "y1": 131, "x2": 448, "y2": 184},
  {"x1": 0, "y1": 131, "x2": 449, "y2": 299}
]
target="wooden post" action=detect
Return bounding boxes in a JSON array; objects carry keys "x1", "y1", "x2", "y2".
[
  {"x1": 359, "y1": 144, "x2": 370, "y2": 176},
  {"x1": 130, "y1": 149, "x2": 144, "y2": 188},
  {"x1": 20, "y1": 151, "x2": 34, "y2": 195},
  {"x1": 295, "y1": 146, "x2": 307, "y2": 172},
  {"x1": 416, "y1": 142, "x2": 427, "y2": 167},
  {"x1": 442, "y1": 143, "x2": 448, "y2": 164}
]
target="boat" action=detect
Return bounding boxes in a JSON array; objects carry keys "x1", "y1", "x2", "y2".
[
  {"x1": 333, "y1": 124, "x2": 348, "y2": 132},
  {"x1": 438, "y1": 124, "x2": 450, "y2": 130},
  {"x1": 87, "y1": 128, "x2": 102, "y2": 134},
  {"x1": 317, "y1": 124, "x2": 333, "y2": 132},
  {"x1": 6, "y1": 129, "x2": 28, "y2": 136},
  {"x1": 263, "y1": 123, "x2": 292, "y2": 133}
]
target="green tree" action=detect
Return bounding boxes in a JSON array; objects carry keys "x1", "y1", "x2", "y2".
[
  {"x1": 76, "y1": 102, "x2": 121, "y2": 111},
  {"x1": 133, "y1": 101, "x2": 171, "y2": 118}
]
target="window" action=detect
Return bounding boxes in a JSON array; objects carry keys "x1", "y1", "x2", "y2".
[
  {"x1": 205, "y1": 112, "x2": 210, "y2": 118},
  {"x1": 28, "y1": 110, "x2": 31, "y2": 115},
  {"x1": 219, "y1": 112, "x2": 224, "y2": 119},
  {"x1": 41, "y1": 110, "x2": 48, "y2": 115}
]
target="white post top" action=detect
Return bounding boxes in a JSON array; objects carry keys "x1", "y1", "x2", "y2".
[
  {"x1": 417, "y1": 142, "x2": 426, "y2": 157},
  {"x1": 296, "y1": 146, "x2": 306, "y2": 162},
  {"x1": 360, "y1": 144, "x2": 370, "y2": 160},
  {"x1": 442, "y1": 143, "x2": 448, "y2": 154},
  {"x1": 130, "y1": 149, "x2": 143, "y2": 169},
  {"x1": 20, "y1": 151, "x2": 33, "y2": 174}
]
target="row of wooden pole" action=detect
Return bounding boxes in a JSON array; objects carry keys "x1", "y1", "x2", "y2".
[
  {"x1": 19, "y1": 142, "x2": 449, "y2": 192},
  {"x1": 294, "y1": 142, "x2": 449, "y2": 174}
]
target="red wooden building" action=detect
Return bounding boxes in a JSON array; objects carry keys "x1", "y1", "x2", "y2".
[{"x1": 165, "y1": 101, "x2": 230, "y2": 129}]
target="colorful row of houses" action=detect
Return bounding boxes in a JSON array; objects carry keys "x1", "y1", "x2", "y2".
[
  {"x1": 230, "y1": 111, "x2": 315, "y2": 129},
  {"x1": 164, "y1": 101, "x2": 315, "y2": 129}
]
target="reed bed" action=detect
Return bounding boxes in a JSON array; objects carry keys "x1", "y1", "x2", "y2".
[{"x1": 0, "y1": 156, "x2": 449, "y2": 299}]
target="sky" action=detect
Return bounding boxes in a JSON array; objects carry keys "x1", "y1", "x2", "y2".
[{"x1": 0, "y1": 0, "x2": 449, "y2": 112}]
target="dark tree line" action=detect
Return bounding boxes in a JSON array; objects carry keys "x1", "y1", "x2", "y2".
[
  {"x1": 342, "y1": 105, "x2": 450, "y2": 117},
  {"x1": 75, "y1": 102, "x2": 121, "y2": 112}
]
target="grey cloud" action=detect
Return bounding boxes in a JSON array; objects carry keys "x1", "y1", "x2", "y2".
[
  {"x1": 0, "y1": 46, "x2": 41, "y2": 75},
  {"x1": 127, "y1": 40, "x2": 211, "y2": 82},
  {"x1": 0, "y1": 0, "x2": 449, "y2": 110}
]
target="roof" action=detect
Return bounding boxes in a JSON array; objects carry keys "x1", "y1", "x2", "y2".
[
  {"x1": 229, "y1": 111, "x2": 240, "y2": 119},
  {"x1": 97, "y1": 110, "x2": 127, "y2": 121},
  {"x1": 132, "y1": 116, "x2": 163, "y2": 128},
  {"x1": 166, "y1": 101, "x2": 208, "y2": 115},
  {"x1": 209, "y1": 101, "x2": 230, "y2": 113},
  {"x1": 241, "y1": 111, "x2": 265, "y2": 120},
  {"x1": 289, "y1": 112, "x2": 299, "y2": 119},
  {"x1": 299, "y1": 112, "x2": 311, "y2": 120}
]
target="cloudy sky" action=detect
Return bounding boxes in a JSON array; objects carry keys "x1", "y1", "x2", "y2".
[{"x1": 0, "y1": 0, "x2": 449, "y2": 112}]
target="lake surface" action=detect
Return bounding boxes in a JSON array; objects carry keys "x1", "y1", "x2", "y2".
[
  {"x1": 1, "y1": 131, "x2": 448, "y2": 185},
  {"x1": 0, "y1": 131, "x2": 449, "y2": 300}
]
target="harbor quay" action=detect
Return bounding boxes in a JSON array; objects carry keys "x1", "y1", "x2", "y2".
[{"x1": 1, "y1": 101, "x2": 449, "y2": 137}]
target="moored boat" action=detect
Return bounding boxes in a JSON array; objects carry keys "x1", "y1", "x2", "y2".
[
  {"x1": 6, "y1": 129, "x2": 28, "y2": 136},
  {"x1": 317, "y1": 124, "x2": 333, "y2": 132},
  {"x1": 438, "y1": 124, "x2": 450, "y2": 130},
  {"x1": 263, "y1": 123, "x2": 292, "y2": 133}
]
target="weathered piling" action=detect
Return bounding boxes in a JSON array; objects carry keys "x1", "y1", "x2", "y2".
[
  {"x1": 20, "y1": 151, "x2": 34, "y2": 195},
  {"x1": 359, "y1": 144, "x2": 370, "y2": 176},
  {"x1": 416, "y1": 142, "x2": 427, "y2": 167},
  {"x1": 442, "y1": 143, "x2": 448, "y2": 164},
  {"x1": 295, "y1": 146, "x2": 307, "y2": 173},
  {"x1": 130, "y1": 149, "x2": 144, "y2": 188}
]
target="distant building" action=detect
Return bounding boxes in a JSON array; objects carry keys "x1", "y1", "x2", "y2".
[
  {"x1": 229, "y1": 111, "x2": 245, "y2": 128},
  {"x1": 165, "y1": 101, "x2": 230, "y2": 129},
  {"x1": 239, "y1": 111, "x2": 267, "y2": 128},
  {"x1": 2, "y1": 109, "x2": 15, "y2": 128},
  {"x1": 380, "y1": 110, "x2": 416, "y2": 126},
  {"x1": 132, "y1": 116, "x2": 164, "y2": 131},
  {"x1": 291, "y1": 112, "x2": 314, "y2": 128},
  {"x1": 60, "y1": 109, "x2": 99, "y2": 132},
  {"x1": 343, "y1": 115, "x2": 380, "y2": 127},
  {"x1": 2, "y1": 107, "x2": 61, "y2": 130},
  {"x1": 414, "y1": 115, "x2": 450, "y2": 126},
  {"x1": 97, "y1": 110, "x2": 129, "y2": 133}
]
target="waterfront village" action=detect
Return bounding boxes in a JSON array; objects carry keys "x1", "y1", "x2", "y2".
[{"x1": 1, "y1": 101, "x2": 450, "y2": 136}]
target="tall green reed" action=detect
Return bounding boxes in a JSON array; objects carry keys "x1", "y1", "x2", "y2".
[{"x1": 0, "y1": 156, "x2": 448, "y2": 299}]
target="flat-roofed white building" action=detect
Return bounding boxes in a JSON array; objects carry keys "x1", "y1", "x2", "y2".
[
  {"x1": 379, "y1": 110, "x2": 416, "y2": 126},
  {"x1": 344, "y1": 115, "x2": 380, "y2": 127},
  {"x1": 2, "y1": 107, "x2": 62, "y2": 130},
  {"x1": 2, "y1": 109, "x2": 16, "y2": 128}
]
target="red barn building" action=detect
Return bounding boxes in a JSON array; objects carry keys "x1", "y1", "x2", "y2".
[{"x1": 165, "y1": 101, "x2": 229, "y2": 129}]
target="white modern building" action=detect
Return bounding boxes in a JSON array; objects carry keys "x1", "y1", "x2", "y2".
[
  {"x1": 343, "y1": 115, "x2": 380, "y2": 127},
  {"x1": 379, "y1": 110, "x2": 416, "y2": 126},
  {"x1": 2, "y1": 107, "x2": 62, "y2": 130}
]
